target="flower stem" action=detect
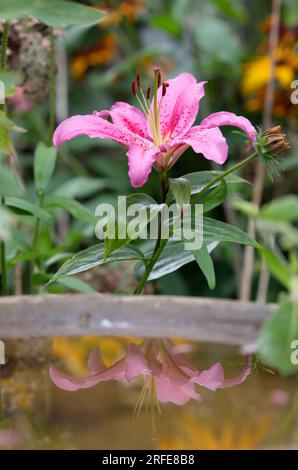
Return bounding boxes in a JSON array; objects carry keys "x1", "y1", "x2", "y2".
[
  {"x1": 0, "y1": 21, "x2": 10, "y2": 296},
  {"x1": 29, "y1": 30, "x2": 55, "y2": 292},
  {"x1": 29, "y1": 191, "x2": 45, "y2": 293},
  {"x1": 48, "y1": 29, "x2": 56, "y2": 147},
  {"x1": 1, "y1": 21, "x2": 9, "y2": 73},
  {"x1": 193, "y1": 151, "x2": 257, "y2": 203},
  {"x1": 0, "y1": 222, "x2": 8, "y2": 295},
  {"x1": 134, "y1": 173, "x2": 169, "y2": 295}
]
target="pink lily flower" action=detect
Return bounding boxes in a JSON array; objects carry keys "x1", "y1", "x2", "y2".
[
  {"x1": 50, "y1": 340, "x2": 251, "y2": 409},
  {"x1": 53, "y1": 70, "x2": 256, "y2": 187}
]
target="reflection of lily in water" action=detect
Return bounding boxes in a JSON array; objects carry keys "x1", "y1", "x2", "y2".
[{"x1": 50, "y1": 339, "x2": 251, "y2": 417}]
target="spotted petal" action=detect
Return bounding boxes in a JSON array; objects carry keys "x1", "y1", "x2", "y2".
[
  {"x1": 126, "y1": 145, "x2": 159, "y2": 187},
  {"x1": 97, "y1": 102, "x2": 149, "y2": 139},
  {"x1": 53, "y1": 114, "x2": 151, "y2": 149},
  {"x1": 149, "y1": 73, "x2": 206, "y2": 141},
  {"x1": 175, "y1": 126, "x2": 229, "y2": 164},
  {"x1": 200, "y1": 111, "x2": 256, "y2": 143}
]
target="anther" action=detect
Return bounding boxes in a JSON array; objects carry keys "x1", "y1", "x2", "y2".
[
  {"x1": 146, "y1": 86, "x2": 151, "y2": 100},
  {"x1": 157, "y1": 71, "x2": 162, "y2": 88},
  {"x1": 162, "y1": 82, "x2": 167, "y2": 96},
  {"x1": 136, "y1": 73, "x2": 142, "y2": 90},
  {"x1": 131, "y1": 80, "x2": 136, "y2": 96}
]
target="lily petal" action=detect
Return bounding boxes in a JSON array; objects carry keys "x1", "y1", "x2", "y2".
[
  {"x1": 156, "y1": 375, "x2": 202, "y2": 405},
  {"x1": 124, "y1": 343, "x2": 151, "y2": 382},
  {"x1": 126, "y1": 145, "x2": 159, "y2": 187},
  {"x1": 149, "y1": 73, "x2": 206, "y2": 140},
  {"x1": 53, "y1": 114, "x2": 151, "y2": 149},
  {"x1": 193, "y1": 356, "x2": 251, "y2": 391},
  {"x1": 49, "y1": 360, "x2": 126, "y2": 392},
  {"x1": 220, "y1": 356, "x2": 252, "y2": 388},
  {"x1": 97, "y1": 102, "x2": 149, "y2": 139},
  {"x1": 49, "y1": 343, "x2": 151, "y2": 392},
  {"x1": 87, "y1": 347, "x2": 107, "y2": 374},
  {"x1": 192, "y1": 363, "x2": 225, "y2": 391},
  {"x1": 176, "y1": 126, "x2": 228, "y2": 164},
  {"x1": 200, "y1": 111, "x2": 256, "y2": 142}
]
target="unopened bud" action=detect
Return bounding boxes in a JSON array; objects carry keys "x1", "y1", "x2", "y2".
[
  {"x1": 255, "y1": 126, "x2": 290, "y2": 180},
  {"x1": 263, "y1": 126, "x2": 290, "y2": 157}
]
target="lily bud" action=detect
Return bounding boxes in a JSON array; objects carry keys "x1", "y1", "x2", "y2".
[
  {"x1": 255, "y1": 126, "x2": 290, "y2": 180},
  {"x1": 263, "y1": 126, "x2": 290, "y2": 157}
]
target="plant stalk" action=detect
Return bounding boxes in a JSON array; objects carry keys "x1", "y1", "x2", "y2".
[
  {"x1": 134, "y1": 173, "x2": 168, "y2": 295},
  {"x1": 193, "y1": 151, "x2": 258, "y2": 203},
  {"x1": 0, "y1": 21, "x2": 10, "y2": 296},
  {"x1": 29, "y1": 191, "x2": 45, "y2": 293},
  {"x1": 48, "y1": 29, "x2": 56, "y2": 147}
]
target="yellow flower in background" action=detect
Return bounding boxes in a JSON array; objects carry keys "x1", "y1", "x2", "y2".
[
  {"x1": 158, "y1": 414, "x2": 272, "y2": 450},
  {"x1": 243, "y1": 54, "x2": 295, "y2": 95},
  {"x1": 71, "y1": 33, "x2": 118, "y2": 80},
  {"x1": 242, "y1": 18, "x2": 298, "y2": 120}
]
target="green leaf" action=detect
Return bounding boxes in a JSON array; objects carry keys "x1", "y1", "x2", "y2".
[
  {"x1": 135, "y1": 240, "x2": 218, "y2": 281},
  {"x1": 34, "y1": 142, "x2": 57, "y2": 192},
  {"x1": 104, "y1": 194, "x2": 157, "y2": 257},
  {"x1": 0, "y1": 111, "x2": 25, "y2": 155},
  {"x1": 201, "y1": 179, "x2": 228, "y2": 213},
  {"x1": 284, "y1": 0, "x2": 298, "y2": 26},
  {"x1": 260, "y1": 196, "x2": 298, "y2": 223},
  {"x1": 168, "y1": 177, "x2": 191, "y2": 207},
  {"x1": 261, "y1": 247, "x2": 291, "y2": 289},
  {"x1": 45, "y1": 195, "x2": 96, "y2": 224},
  {"x1": 182, "y1": 170, "x2": 247, "y2": 195},
  {"x1": 257, "y1": 296, "x2": 298, "y2": 375},
  {"x1": 56, "y1": 276, "x2": 97, "y2": 294},
  {"x1": 0, "y1": 163, "x2": 23, "y2": 197},
  {"x1": 45, "y1": 252, "x2": 74, "y2": 267},
  {"x1": 0, "y1": 206, "x2": 12, "y2": 241},
  {"x1": 172, "y1": 216, "x2": 257, "y2": 247},
  {"x1": 53, "y1": 176, "x2": 110, "y2": 198},
  {"x1": 0, "y1": 71, "x2": 22, "y2": 97},
  {"x1": 232, "y1": 197, "x2": 259, "y2": 218},
  {"x1": 192, "y1": 245, "x2": 216, "y2": 289},
  {"x1": 0, "y1": 111, "x2": 25, "y2": 133},
  {"x1": 194, "y1": 12, "x2": 242, "y2": 65},
  {"x1": 211, "y1": 0, "x2": 247, "y2": 20},
  {"x1": 0, "y1": 0, "x2": 106, "y2": 28},
  {"x1": 5, "y1": 197, "x2": 52, "y2": 224},
  {"x1": 7, "y1": 249, "x2": 58, "y2": 267},
  {"x1": 202, "y1": 217, "x2": 258, "y2": 247},
  {"x1": 49, "y1": 244, "x2": 146, "y2": 283},
  {"x1": 150, "y1": 15, "x2": 182, "y2": 36}
]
